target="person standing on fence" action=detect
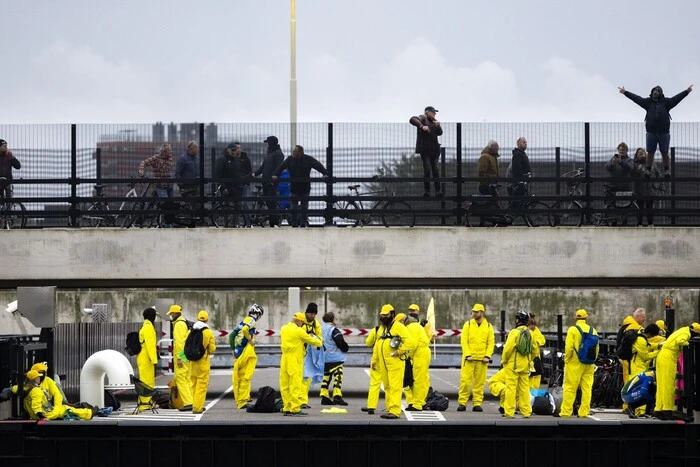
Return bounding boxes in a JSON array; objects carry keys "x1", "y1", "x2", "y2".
[
  {"x1": 618, "y1": 84, "x2": 693, "y2": 178},
  {"x1": 254, "y1": 136, "x2": 285, "y2": 227},
  {"x1": 558, "y1": 309, "x2": 599, "y2": 418},
  {"x1": 457, "y1": 303, "x2": 494, "y2": 412},
  {"x1": 319, "y1": 312, "x2": 349, "y2": 406},
  {"x1": 190, "y1": 310, "x2": 216, "y2": 414},
  {"x1": 0, "y1": 139, "x2": 21, "y2": 193},
  {"x1": 653, "y1": 322, "x2": 700, "y2": 420},
  {"x1": 477, "y1": 141, "x2": 500, "y2": 195},
  {"x1": 175, "y1": 141, "x2": 199, "y2": 195},
  {"x1": 279, "y1": 312, "x2": 323, "y2": 416},
  {"x1": 167, "y1": 305, "x2": 193, "y2": 411},
  {"x1": 137, "y1": 307, "x2": 159, "y2": 412},
  {"x1": 409, "y1": 106, "x2": 443, "y2": 198},
  {"x1": 272, "y1": 145, "x2": 328, "y2": 227}
]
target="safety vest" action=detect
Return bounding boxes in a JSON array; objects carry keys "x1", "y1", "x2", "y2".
[{"x1": 322, "y1": 322, "x2": 346, "y2": 364}]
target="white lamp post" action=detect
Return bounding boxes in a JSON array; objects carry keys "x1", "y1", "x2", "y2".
[{"x1": 290, "y1": 0, "x2": 297, "y2": 149}]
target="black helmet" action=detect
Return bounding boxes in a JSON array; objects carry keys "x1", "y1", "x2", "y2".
[
  {"x1": 515, "y1": 310, "x2": 529, "y2": 325},
  {"x1": 249, "y1": 303, "x2": 264, "y2": 317}
]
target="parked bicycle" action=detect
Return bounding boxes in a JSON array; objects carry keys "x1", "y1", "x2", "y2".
[
  {"x1": 210, "y1": 184, "x2": 240, "y2": 228},
  {"x1": 463, "y1": 179, "x2": 549, "y2": 227},
  {"x1": 81, "y1": 184, "x2": 113, "y2": 227},
  {"x1": 120, "y1": 180, "x2": 163, "y2": 228},
  {"x1": 0, "y1": 178, "x2": 27, "y2": 229},
  {"x1": 333, "y1": 176, "x2": 415, "y2": 227},
  {"x1": 549, "y1": 168, "x2": 585, "y2": 227},
  {"x1": 594, "y1": 185, "x2": 640, "y2": 227}
]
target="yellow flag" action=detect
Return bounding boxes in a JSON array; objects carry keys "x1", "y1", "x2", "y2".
[{"x1": 425, "y1": 297, "x2": 436, "y2": 341}]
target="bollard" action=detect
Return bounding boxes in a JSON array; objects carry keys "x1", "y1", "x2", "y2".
[{"x1": 665, "y1": 308, "x2": 675, "y2": 335}]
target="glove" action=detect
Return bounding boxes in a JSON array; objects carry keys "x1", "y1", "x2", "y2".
[{"x1": 420, "y1": 319, "x2": 428, "y2": 327}]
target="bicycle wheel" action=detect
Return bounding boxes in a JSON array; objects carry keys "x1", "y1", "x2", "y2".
[
  {"x1": 333, "y1": 201, "x2": 361, "y2": 227},
  {"x1": 549, "y1": 200, "x2": 584, "y2": 227},
  {"x1": 381, "y1": 201, "x2": 415, "y2": 227},
  {"x1": 524, "y1": 201, "x2": 550, "y2": 227},
  {"x1": 1, "y1": 202, "x2": 27, "y2": 229},
  {"x1": 249, "y1": 200, "x2": 268, "y2": 227},
  {"x1": 211, "y1": 201, "x2": 237, "y2": 228},
  {"x1": 139, "y1": 201, "x2": 162, "y2": 228},
  {"x1": 83, "y1": 202, "x2": 112, "y2": 227}
]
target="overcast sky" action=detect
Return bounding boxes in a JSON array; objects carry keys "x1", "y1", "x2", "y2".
[{"x1": 2, "y1": 0, "x2": 698, "y2": 123}]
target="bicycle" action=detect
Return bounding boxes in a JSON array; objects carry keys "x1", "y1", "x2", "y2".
[
  {"x1": 549, "y1": 168, "x2": 585, "y2": 227},
  {"x1": 210, "y1": 184, "x2": 241, "y2": 228},
  {"x1": 0, "y1": 178, "x2": 27, "y2": 229},
  {"x1": 463, "y1": 180, "x2": 549, "y2": 227},
  {"x1": 333, "y1": 178, "x2": 415, "y2": 227},
  {"x1": 594, "y1": 184, "x2": 640, "y2": 227},
  {"x1": 120, "y1": 180, "x2": 163, "y2": 228},
  {"x1": 81, "y1": 184, "x2": 113, "y2": 227}
]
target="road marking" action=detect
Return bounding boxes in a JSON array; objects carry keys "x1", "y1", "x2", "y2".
[{"x1": 403, "y1": 410, "x2": 446, "y2": 422}]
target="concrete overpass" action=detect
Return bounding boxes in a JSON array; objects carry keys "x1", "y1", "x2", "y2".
[{"x1": 0, "y1": 227, "x2": 697, "y2": 288}]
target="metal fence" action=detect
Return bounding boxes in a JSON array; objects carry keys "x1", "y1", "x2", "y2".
[{"x1": 2, "y1": 121, "x2": 700, "y2": 227}]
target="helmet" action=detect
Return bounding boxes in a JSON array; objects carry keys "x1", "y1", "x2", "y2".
[
  {"x1": 515, "y1": 310, "x2": 529, "y2": 324},
  {"x1": 249, "y1": 303, "x2": 264, "y2": 317}
]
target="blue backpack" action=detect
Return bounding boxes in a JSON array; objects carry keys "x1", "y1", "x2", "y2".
[{"x1": 574, "y1": 325, "x2": 599, "y2": 364}]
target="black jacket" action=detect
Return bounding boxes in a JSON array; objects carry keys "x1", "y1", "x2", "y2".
[
  {"x1": 215, "y1": 152, "x2": 251, "y2": 194},
  {"x1": 623, "y1": 87, "x2": 690, "y2": 134},
  {"x1": 273, "y1": 154, "x2": 328, "y2": 195},
  {"x1": 409, "y1": 114, "x2": 443, "y2": 155},
  {"x1": 510, "y1": 148, "x2": 531, "y2": 181},
  {"x1": 254, "y1": 146, "x2": 285, "y2": 182}
]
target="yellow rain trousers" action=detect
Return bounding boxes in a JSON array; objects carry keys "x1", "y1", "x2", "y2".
[
  {"x1": 365, "y1": 327, "x2": 382, "y2": 409},
  {"x1": 403, "y1": 321, "x2": 431, "y2": 409},
  {"x1": 25, "y1": 386, "x2": 92, "y2": 420},
  {"x1": 137, "y1": 319, "x2": 158, "y2": 409},
  {"x1": 458, "y1": 318, "x2": 495, "y2": 407},
  {"x1": 488, "y1": 368, "x2": 507, "y2": 408},
  {"x1": 190, "y1": 325, "x2": 216, "y2": 413},
  {"x1": 529, "y1": 326, "x2": 546, "y2": 389},
  {"x1": 654, "y1": 327, "x2": 691, "y2": 413},
  {"x1": 559, "y1": 320, "x2": 598, "y2": 417},
  {"x1": 372, "y1": 320, "x2": 414, "y2": 417},
  {"x1": 172, "y1": 317, "x2": 193, "y2": 407},
  {"x1": 233, "y1": 343, "x2": 258, "y2": 409},
  {"x1": 279, "y1": 322, "x2": 322, "y2": 414},
  {"x1": 502, "y1": 326, "x2": 535, "y2": 418}
]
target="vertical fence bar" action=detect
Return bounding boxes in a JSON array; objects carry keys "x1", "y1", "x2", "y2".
[
  {"x1": 96, "y1": 148, "x2": 102, "y2": 182},
  {"x1": 198, "y1": 123, "x2": 206, "y2": 220},
  {"x1": 670, "y1": 146, "x2": 676, "y2": 226},
  {"x1": 554, "y1": 147, "x2": 561, "y2": 196},
  {"x1": 325, "y1": 123, "x2": 334, "y2": 226},
  {"x1": 71, "y1": 123, "x2": 78, "y2": 228},
  {"x1": 455, "y1": 122, "x2": 463, "y2": 224},
  {"x1": 440, "y1": 146, "x2": 447, "y2": 225},
  {"x1": 583, "y1": 123, "x2": 591, "y2": 225}
]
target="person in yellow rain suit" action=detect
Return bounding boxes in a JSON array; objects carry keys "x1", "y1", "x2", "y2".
[
  {"x1": 502, "y1": 311, "x2": 537, "y2": 418},
  {"x1": 280, "y1": 312, "x2": 323, "y2": 416},
  {"x1": 168, "y1": 305, "x2": 193, "y2": 411},
  {"x1": 190, "y1": 310, "x2": 216, "y2": 414},
  {"x1": 372, "y1": 304, "x2": 414, "y2": 419},
  {"x1": 648, "y1": 320, "x2": 667, "y2": 347},
  {"x1": 559, "y1": 309, "x2": 599, "y2": 418},
  {"x1": 23, "y1": 370, "x2": 94, "y2": 420},
  {"x1": 398, "y1": 311, "x2": 431, "y2": 411},
  {"x1": 232, "y1": 303, "x2": 264, "y2": 410},
  {"x1": 457, "y1": 303, "x2": 495, "y2": 412},
  {"x1": 10, "y1": 362, "x2": 66, "y2": 408},
  {"x1": 653, "y1": 322, "x2": 700, "y2": 420},
  {"x1": 487, "y1": 368, "x2": 507, "y2": 414},
  {"x1": 137, "y1": 307, "x2": 159, "y2": 412},
  {"x1": 528, "y1": 313, "x2": 546, "y2": 389},
  {"x1": 617, "y1": 308, "x2": 646, "y2": 386},
  {"x1": 362, "y1": 320, "x2": 382, "y2": 415},
  {"x1": 627, "y1": 323, "x2": 662, "y2": 417},
  {"x1": 300, "y1": 302, "x2": 324, "y2": 408}
]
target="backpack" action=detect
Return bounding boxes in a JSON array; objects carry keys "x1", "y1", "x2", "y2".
[
  {"x1": 616, "y1": 329, "x2": 642, "y2": 361},
  {"x1": 621, "y1": 370, "x2": 656, "y2": 408},
  {"x1": 103, "y1": 389, "x2": 121, "y2": 411},
  {"x1": 424, "y1": 387, "x2": 449, "y2": 411},
  {"x1": 183, "y1": 327, "x2": 205, "y2": 361},
  {"x1": 574, "y1": 325, "x2": 599, "y2": 364},
  {"x1": 616, "y1": 323, "x2": 631, "y2": 347},
  {"x1": 125, "y1": 331, "x2": 141, "y2": 356},
  {"x1": 247, "y1": 386, "x2": 277, "y2": 413},
  {"x1": 515, "y1": 328, "x2": 533, "y2": 356}
]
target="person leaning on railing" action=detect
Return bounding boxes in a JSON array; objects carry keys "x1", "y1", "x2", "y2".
[{"x1": 0, "y1": 139, "x2": 21, "y2": 197}]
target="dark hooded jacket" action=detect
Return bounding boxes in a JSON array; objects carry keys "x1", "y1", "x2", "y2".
[
  {"x1": 623, "y1": 86, "x2": 690, "y2": 133},
  {"x1": 255, "y1": 145, "x2": 285, "y2": 182}
]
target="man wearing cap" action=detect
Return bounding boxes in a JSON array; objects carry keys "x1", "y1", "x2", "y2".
[
  {"x1": 280, "y1": 312, "x2": 323, "y2": 416},
  {"x1": 397, "y1": 308, "x2": 430, "y2": 411},
  {"x1": 457, "y1": 303, "x2": 495, "y2": 412},
  {"x1": 0, "y1": 139, "x2": 21, "y2": 188},
  {"x1": 653, "y1": 322, "x2": 700, "y2": 420},
  {"x1": 371, "y1": 304, "x2": 414, "y2": 419},
  {"x1": 254, "y1": 136, "x2": 285, "y2": 227},
  {"x1": 168, "y1": 305, "x2": 193, "y2": 411},
  {"x1": 272, "y1": 145, "x2": 328, "y2": 227},
  {"x1": 136, "y1": 307, "x2": 159, "y2": 412},
  {"x1": 190, "y1": 310, "x2": 216, "y2": 414},
  {"x1": 409, "y1": 107, "x2": 443, "y2": 198},
  {"x1": 559, "y1": 309, "x2": 599, "y2": 418},
  {"x1": 300, "y1": 302, "x2": 324, "y2": 408},
  {"x1": 23, "y1": 370, "x2": 95, "y2": 420},
  {"x1": 6, "y1": 361, "x2": 64, "y2": 407},
  {"x1": 215, "y1": 142, "x2": 252, "y2": 227}
]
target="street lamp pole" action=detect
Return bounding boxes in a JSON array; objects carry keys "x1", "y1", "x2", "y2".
[{"x1": 290, "y1": 0, "x2": 297, "y2": 149}]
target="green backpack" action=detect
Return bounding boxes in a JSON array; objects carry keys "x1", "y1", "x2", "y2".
[{"x1": 515, "y1": 328, "x2": 533, "y2": 356}]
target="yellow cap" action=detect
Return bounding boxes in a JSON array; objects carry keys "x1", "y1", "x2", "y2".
[
  {"x1": 690, "y1": 323, "x2": 700, "y2": 334},
  {"x1": 395, "y1": 313, "x2": 406, "y2": 323},
  {"x1": 408, "y1": 304, "x2": 420, "y2": 312},
  {"x1": 167, "y1": 305, "x2": 182, "y2": 315},
  {"x1": 293, "y1": 312, "x2": 306, "y2": 322},
  {"x1": 26, "y1": 370, "x2": 41, "y2": 380},
  {"x1": 197, "y1": 310, "x2": 209, "y2": 322},
  {"x1": 472, "y1": 303, "x2": 485, "y2": 312},
  {"x1": 31, "y1": 362, "x2": 48, "y2": 373},
  {"x1": 380, "y1": 304, "x2": 394, "y2": 315},
  {"x1": 655, "y1": 320, "x2": 666, "y2": 332},
  {"x1": 576, "y1": 309, "x2": 588, "y2": 319}
]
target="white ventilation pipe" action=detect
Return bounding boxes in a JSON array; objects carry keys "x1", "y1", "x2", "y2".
[{"x1": 80, "y1": 349, "x2": 134, "y2": 407}]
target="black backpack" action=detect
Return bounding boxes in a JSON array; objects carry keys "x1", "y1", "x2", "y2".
[
  {"x1": 184, "y1": 327, "x2": 205, "y2": 361},
  {"x1": 125, "y1": 331, "x2": 141, "y2": 356},
  {"x1": 103, "y1": 390, "x2": 121, "y2": 411},
  {"x1": 617, "y1": 329, "x2": 643, "y2": 361},
  {"x1": 249, "y1": 386, "x2": 277, "y2": 413},
  {"x1": 424, "y1": 387, "x2": 449, "y2": 411}
]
